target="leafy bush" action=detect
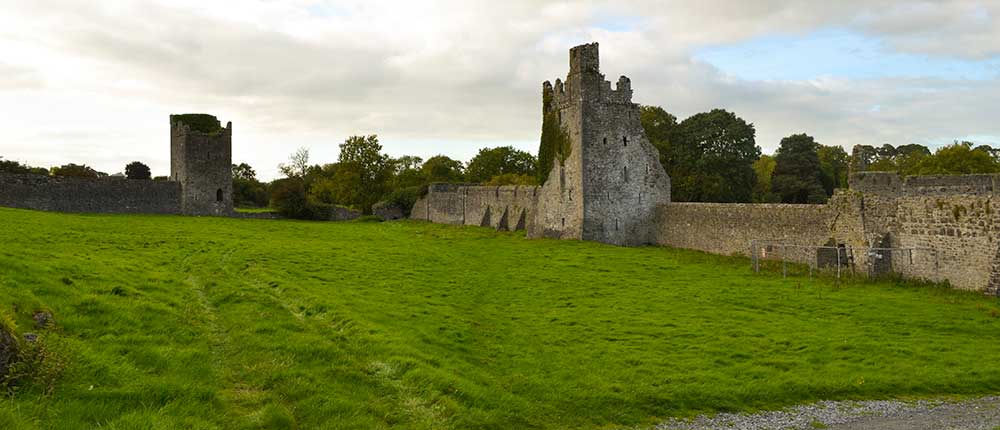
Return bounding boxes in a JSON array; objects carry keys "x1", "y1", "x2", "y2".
[
  {"x1": 170, "y1": 114, "x2": 223, "y2": 135},
  {"x1": 0, "y1": 312, "x2": 18, "y2": 385},
  {"x1": 124, "y1": 161, "x2": 151, "y2": 180},
  {"x1": 269, "y1": 178, "x2": 332, "y2": 220},
  {"x1": 485, "y1": 173, "x2": 538, "y2": 186},
  {"x1": 51, "y1": 164, "x2": 99, "y2": 178},
  {"x1": 3, "y1": 333, "x2": 69, "y2": 396},
  {"x1": 378, "y1": 185, "x2": 426, "y2": 217}
]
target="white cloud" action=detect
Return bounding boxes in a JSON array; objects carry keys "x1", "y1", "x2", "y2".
[{"x1": 0, "y1": 0, "x2": 997, "y2": 179}]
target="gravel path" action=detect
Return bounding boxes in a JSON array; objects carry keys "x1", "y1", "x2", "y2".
[{"x1": 656, "y1": 396, "x2": 1000, "y2": 430}]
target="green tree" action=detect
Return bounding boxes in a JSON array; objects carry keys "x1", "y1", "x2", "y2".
[
  {"x1": 817, "y1": 145, "x2": 849, "y2": 195},
  {"x1": 124, "y1": 161, "x2": 151, "y2": 180},
  {"x1": 861, "y1": 144, "x2": 931, "y2": 175},
  {"x1": 975, "y1": 145, "x2": 1000, "y2": 163},
  {"x1": 639, "y1": 105, "x2": 678, "y2": 168},
  {"x1": 537, "y1": 89, "x2": 571, "y2": 184},
  {"x1": 771, "y1": 134, "x2": 827, "y2": 204},
  {"x1": 232, "y1": 163, "x2": 257, "y2": 181},
  {"x1": 332, "y1": 135, "x2": 393, "y2": 214},
  {"x1": 465, "y1": 146, "x2": 537, "y2": 184},
  {"x1": 892, "y1": 144, "x2": 932, "y2": 175},
  {"x1": 913, "y1": 141, "x2": 998, "y2": 175},
  {"x1": 51, "y1": 163, "x2": 99, "y2": 178},
  {"x1": 393, "y1": 156, "x2": 423, "y2": 172},
  {"x1": 485, "y1": 173, "x2": 538, "y2": 186},
  {"x1": 270, "y1": 177, "x2": 320, "y2": 219},
  {"x1": 421, "y1": 155, "x2": 464, "y2": 184},
  {"x1": 305, "y1": 163, "x2": 342, "y2": 206},
  {"x1": 670, "y1": 109, "x2": 759, "y2": 202},
  {"x1": 278, "y1": 147, "x2": 310, "y2": 178},
  {"x1": 752, "y1": 155, "x2": 778, "y2": 203},
  {"x1": 231, "y1": 163, "x2": 268, "y2": 208},
  {"x1": 0, "y1": 158, "x2": 36, "y2": 175}
]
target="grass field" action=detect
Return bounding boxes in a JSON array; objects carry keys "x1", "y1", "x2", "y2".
[{"x1": 1, "y1": 207, "x2": 999, "y2": 429}]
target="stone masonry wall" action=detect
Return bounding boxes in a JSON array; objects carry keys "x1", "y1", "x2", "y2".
[
  {"x1": 528, "y1": 42, "x2": 670, "y2": 245},
  {"x1": 890, "y1": 195, "x2": 998, "y2": 290},
  {"x1": 170, "y1": 117, "x2": 234, "y2": 216},
  {"x1": 411, "y1": 183, "x2": 538, "y2": 231},
  {"x1": 0, "y1": 173, "x2": 181, "y2": 214},
  {"x1": 655, "y1": 202, "x2": 834, "y2": 262}
]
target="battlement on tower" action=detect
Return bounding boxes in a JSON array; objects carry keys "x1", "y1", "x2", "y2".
[{"x1": 544, "y1": 43, "x2": 634, "y2": 109}]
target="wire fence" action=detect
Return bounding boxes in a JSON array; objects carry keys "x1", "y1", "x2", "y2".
[{"x1": 750, "y1": 240, "x2": 939, "y2": 281}]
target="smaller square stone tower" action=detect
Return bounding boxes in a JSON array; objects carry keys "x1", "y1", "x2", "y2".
[{"x1": 170, "y1": 114, "x2": 233, "y2": 216}]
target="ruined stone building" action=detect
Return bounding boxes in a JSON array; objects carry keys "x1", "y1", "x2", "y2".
[
  {"x1": 170, "y1": 114, "x2": 234, "y2": 216},
  {"x1": 412, "y1": 43, "x2": 670, "y2": 246},
  {"x1": 0, "y1": 114, "x2": 233, "y2": 216},
  {"x1": 412, "y1": 43, "x2": 1000, "y2": 294}
]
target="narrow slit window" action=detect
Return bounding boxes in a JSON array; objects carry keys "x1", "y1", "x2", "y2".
[
  {"x1": 603, "y1": 137, "x2": 607, "y2": 145},
  {"x1": 624, "y1": 166, "x2": 629, "y2": 183},
  {"x1": 216, "y1": 188, "x2": 223, "y2": 202},
  {"x1": 623, "y1": 136, "x2": 628, "y2": 146}
]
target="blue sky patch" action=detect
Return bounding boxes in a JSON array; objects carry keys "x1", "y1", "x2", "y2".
[{"x1": 694, "y1": 28, "x2": 1000, "y2": 81}]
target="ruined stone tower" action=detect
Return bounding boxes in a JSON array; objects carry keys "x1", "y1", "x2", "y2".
[
  {"x1": 170, "y1": 114, "x2": 233, "y2": 216},
  {"x1": 529, "y1": 43, "x2": 671, "y2": 245}
]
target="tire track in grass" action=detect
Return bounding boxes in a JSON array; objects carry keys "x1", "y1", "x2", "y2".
[
  {"x1": 219, "y1": 224, "x2": 455, "y2": 430},
  {"x1": 179, "y1": 246, "x2": 292, "y2": 428},
  {"x1": 207, "y1": 246, "x2": 304, "y2": 428}
]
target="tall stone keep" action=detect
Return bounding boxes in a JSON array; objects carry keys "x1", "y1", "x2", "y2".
[
  {"x1": 170, "y1": 114, "x2": 233, "y2": 216},
  {"x1": 529, "y1": 43, "x2": 671, "y2": 245}
]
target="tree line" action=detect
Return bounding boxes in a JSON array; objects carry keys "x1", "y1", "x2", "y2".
[
  {"x1": 0, "y1": 158, "x2": 156, "y2": 180},
  {"x1": 4, "y1": 107, "x2": 998, "y2": 219},
  {"x1": 243, "y1": 136, "x2": 539, "y2": 219},
  {"x1": 639, "y1": 105, "x2": 1000, "y2": 204}
]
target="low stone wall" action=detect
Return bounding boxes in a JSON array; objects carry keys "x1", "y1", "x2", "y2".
[
  {"x1": 0, "y1": 173, "x2": 181, "y2": 214},
  {"x1": 411, "y1": 183, "x2": 538, "y2": 231},
  {"x1": 655, "y1": 202, "x2": 834, "y2": 260}
]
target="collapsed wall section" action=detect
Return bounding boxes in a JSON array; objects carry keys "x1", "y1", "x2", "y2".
[{"x1": 0, "y1": 173, "x2": 181, "y2": 214}]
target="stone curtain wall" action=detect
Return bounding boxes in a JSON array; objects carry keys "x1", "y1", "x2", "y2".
[
  {"x1": 886, "y1": 196, "x2": 998, "y2": 290},
  {"x1": 850, "y1": 171, "x2": 1000, "y2": 197},
  {"x1": 0, "y1": 173, "x2": 181, "y2": 214},
  {"x1": 411, "y1": 184, "x2": 538, "y2": 231},
  {"x1": 655, "y1": 202, "x2": 833, "y2": 262}
]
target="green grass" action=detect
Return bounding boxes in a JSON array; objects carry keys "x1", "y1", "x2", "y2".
[
  {"x1": 234, "y1": 207, "x2": 275, "y2": 214},
  {"x1": 1, "y1": 207, "x2": 999, "y2": 429}
]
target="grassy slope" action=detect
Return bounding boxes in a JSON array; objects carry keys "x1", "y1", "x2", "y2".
[{"x1": 0, "y1": 207, "x2": 999, "y2": 429}]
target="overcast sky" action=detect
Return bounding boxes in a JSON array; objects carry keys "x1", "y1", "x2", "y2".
[{"x1": 1, "y1": 1, "x2": 999, "y2": 180}]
